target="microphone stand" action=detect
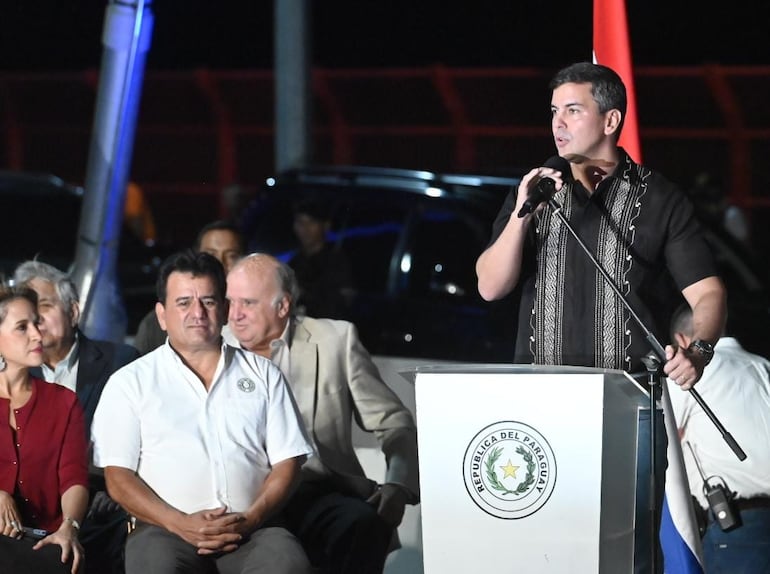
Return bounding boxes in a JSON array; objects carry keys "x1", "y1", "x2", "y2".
[
  {"x1": 640, "y1": 351, "x2": 663, "y2": 572},
  {"x1": 542, "y1": 192, "x2": 746, "y2": 573}
]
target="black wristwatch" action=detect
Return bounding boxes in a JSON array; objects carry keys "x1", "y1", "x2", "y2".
[{"x1": 688, "y1": 339, "x2": 715, "y2": 366}]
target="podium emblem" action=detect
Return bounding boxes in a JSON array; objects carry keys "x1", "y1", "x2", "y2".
[{"x1": 462, "y1": 421, "x2": 557, "y2": 519}]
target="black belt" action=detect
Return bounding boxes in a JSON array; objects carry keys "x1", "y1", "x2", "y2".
[{"x1": 734, "y1": 497, "x2": 770, "y2": 512}]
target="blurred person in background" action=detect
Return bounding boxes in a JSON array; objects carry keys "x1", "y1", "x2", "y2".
[
  {"x1": 686, "y1": 172, "x2": 751, "y2": 248},
  {"x1": 0, "y1": 285, "x2": 88, "y2": 574},
  {"x1": 289, "y1": 197, "x2": 354, "y2": 319}
]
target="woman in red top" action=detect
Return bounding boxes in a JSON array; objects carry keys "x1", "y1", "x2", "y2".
[{"x1": 0, "y1": 285, "x2": 88, "y2": 574}]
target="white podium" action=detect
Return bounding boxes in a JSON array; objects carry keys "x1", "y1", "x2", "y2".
[{"x1": 413, "y1": 364, "x2": 649, "y2": 574}]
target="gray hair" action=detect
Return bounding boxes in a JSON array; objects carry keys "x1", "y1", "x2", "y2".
[
  {"x1": 233, "y1": 253, "x2": 300, "y2": 314},
  {"x1": 12, "y1": 260, "x2": 80, "y2": 312},
  {"x1": 273, "y1": 257, "x2": 300, "y2": 311}
]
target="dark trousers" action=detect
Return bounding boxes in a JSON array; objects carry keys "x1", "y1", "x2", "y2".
[
  {"x1": 636, "y1": 408, "x2": 668, "y2": 574},
  {"x1": 0, "y1": 535, "x2": 74, "y2": 574},
  {"x1": 702, "y1": 508, "x2": 770, "y2": 573},
  {"x1": 124, "y1": 523, "x2": 312, "y2": 574},
  {"x1": 282, "y1": 480, "x2": 393, "y2": 574},
  {"x1": 80, "y1": 506, "x2": 128, "y2": 574}
]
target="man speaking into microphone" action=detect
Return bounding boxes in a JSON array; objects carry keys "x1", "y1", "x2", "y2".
[
  {"x1": 475, "y1": 62, "x2": 726, "y2": 573},
  {"x1": 477, "y1": 61, "x2": 725, "y2": 381}
]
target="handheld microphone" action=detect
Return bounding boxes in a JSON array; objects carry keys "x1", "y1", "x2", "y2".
[
  {"x1": 517, "y1": 156, "x2": 570, "y2": 218},
  {"x1": 517, "y1": 178, "x2": 556, "y2": 218}
]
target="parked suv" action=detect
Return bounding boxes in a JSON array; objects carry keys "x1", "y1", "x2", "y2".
[
  {"x1": 0, "y1": 170, "x2": 164, "y2": 335},
  {"x1": 243, "y1": 166, "x2": 521, "y2": 361},
  {"x1": 243, "y1": 165, "x2": 770, "y2": 362}
]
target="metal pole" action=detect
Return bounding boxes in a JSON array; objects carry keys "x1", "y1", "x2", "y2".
[
  {"x1": 274, "y1": 0, "x2": 311, "y2": 173},
  {"x1": 70, "y1": 0, "x2": 153, "y2": 341}
]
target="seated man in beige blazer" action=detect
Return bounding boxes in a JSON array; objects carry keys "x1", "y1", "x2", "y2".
[{"x1": 224, "y1": 253, "x2": 419, "y2": 574}]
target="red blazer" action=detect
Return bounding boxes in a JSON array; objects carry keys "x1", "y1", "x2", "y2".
[{"x1": 0, "y1": 377, "x2": 88, "y2": 532}]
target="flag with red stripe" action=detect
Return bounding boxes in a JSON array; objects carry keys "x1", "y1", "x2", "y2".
[{"x1": 593, "y1": 0, "x2": 643, "y2": 162}]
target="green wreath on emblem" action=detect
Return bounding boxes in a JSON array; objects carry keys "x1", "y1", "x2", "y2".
[{"x1": 485, "y1": 445, "x2": 536, "y2": 496}]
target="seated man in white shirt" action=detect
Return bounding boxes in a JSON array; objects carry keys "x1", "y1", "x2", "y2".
[{"x1": 91, "y1": 249, "x2": 314, "y2": 574}]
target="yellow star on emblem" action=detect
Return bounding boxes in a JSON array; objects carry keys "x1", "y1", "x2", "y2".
[{"x1": 501, "y1": 459, "x2": 519, "y2": 479}]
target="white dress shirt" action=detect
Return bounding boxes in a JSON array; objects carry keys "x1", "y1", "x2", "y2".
[
  {"x1": 667, "y1": 337, "x2": 770, "y2": 508},
  {"x1": 41, "y1": 336, "x2": 80, "y2": 392},
  {"x1": 91, "y1": 340, "x2": 313, "y2": 514}
]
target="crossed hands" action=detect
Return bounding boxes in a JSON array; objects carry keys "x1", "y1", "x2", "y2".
[{"x1": 173, "y1": 506, "x2": 254, "y2": 555}]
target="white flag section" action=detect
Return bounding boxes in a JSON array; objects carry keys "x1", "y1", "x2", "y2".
[{"x1": 659, "y1": 381, "x2": 705, "y2": 573}]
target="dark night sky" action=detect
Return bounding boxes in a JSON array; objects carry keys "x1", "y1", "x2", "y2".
[{"x1": 1, "y1": 1, "x2": 767, "y2": 71}]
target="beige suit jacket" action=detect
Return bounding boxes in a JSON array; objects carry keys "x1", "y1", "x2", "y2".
[{"x1": 288, "y1": 316, "x2": 420, "y2": 502}]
